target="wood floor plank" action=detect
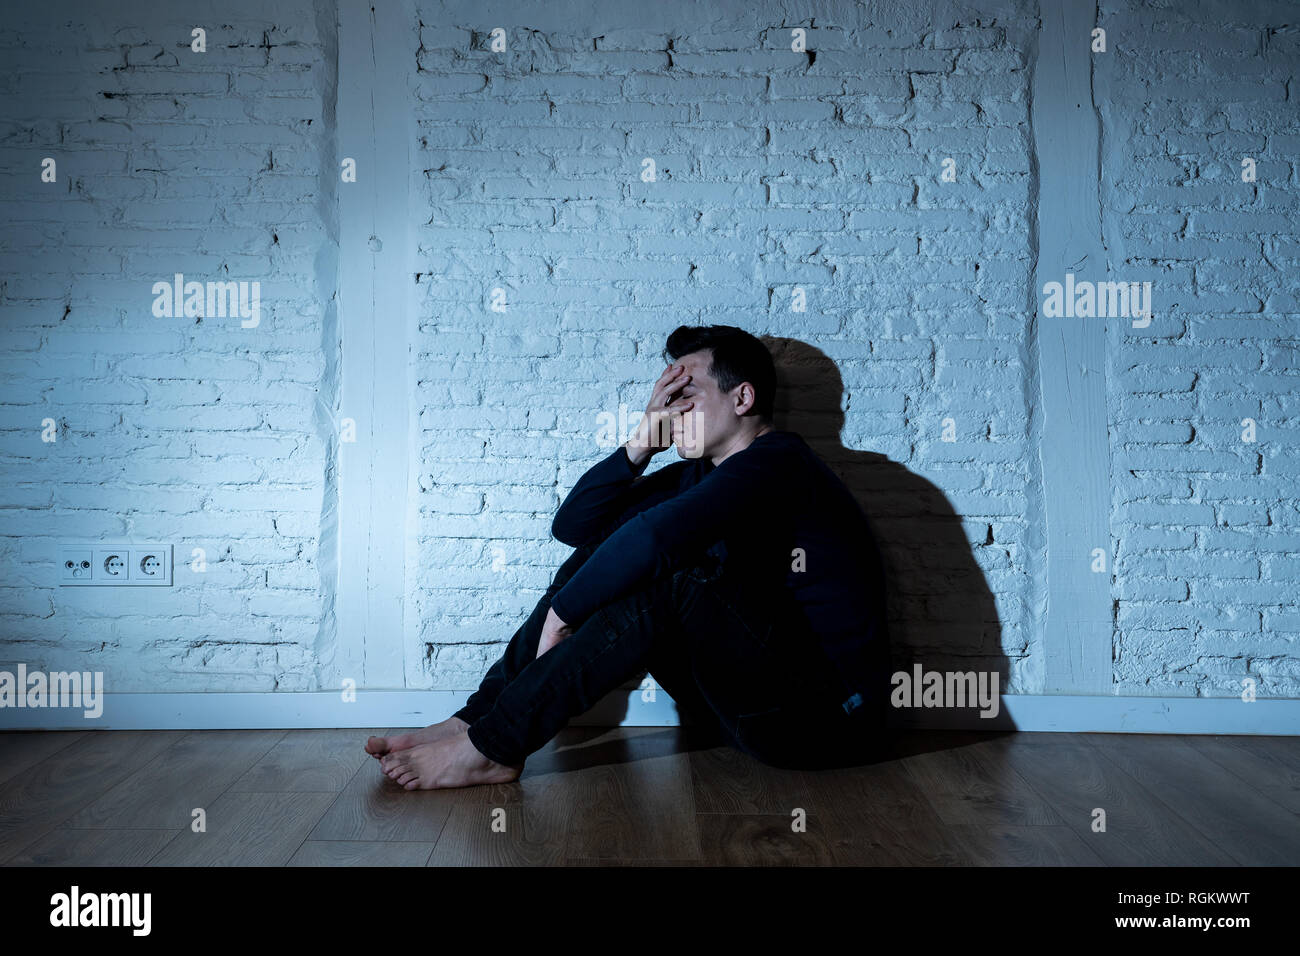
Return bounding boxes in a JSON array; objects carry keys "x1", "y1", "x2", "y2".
[
  {"x1": 308, "y1": 740, "x2": 456, "y2": 843},
  {"x1": 943, "y1": 824, "x2": 1107, "y2": 866},
  {"x1": 424, "y1": 727, "x2": 625, "y2": 865},
  {"x1": 900, "y1": 732, "x2": 1063, "y2": 826},
  {"x1": 5, "y1": 828, "x2": 181, "y2": 866},
  {"x1": 63, "y1": 730, "x2": 286, "y2": 828},
  {"x1": 1090, "y1": 733, "x2": 1300, "y2": 866},
  {"x1": 148, "y1": 791, "x2": 337, "y2": 866},
  {"x1": 426, "y1": 797, "x2": 566, "y2": 866},
  {"x1": 288, "y1": 841, "x2": 435, "y2": 867},
  {"x1": 565, "y1": 858, "x2": 695, "y2": 866},
  {"x1": 521, "y1": 725, "x2": 705, "y2": 780},
  {"x1": 689, "y1": 744, "x2": 814, "y2": 814},
  {"x1": 422, "y1": 729, "x2": 627, "y2": 865},
  {"x1": 1, "y1": 728, "x2": 1294, "y2": 866},
  {"x1": 798, "y1": 758, "x2": 978, "y2": 865},
  {"x1": 0, "y1": 731, "x2": 88, "y2": 787},
  {"x1": 228, "y1": 728, "x2": 383, "y2": 793},
  {"x1": 0, "y1": 730, "x2": 186, "y2": 864},
  {"x1": 695, "y1": 812, "x2": 836, "y2": 865},
  {"x1": 1220, "y1": 733, "x2": 1300, "y2": 776},
  {"x1": 1183, "y1": 734, "x2": 1300, "y2": 815},
  {"x1": 558, "y1": 726, "x2": 702, "y2": 861},
  {"x1": 975, "y1": 732, "x2": 1237, "y2": 865}
]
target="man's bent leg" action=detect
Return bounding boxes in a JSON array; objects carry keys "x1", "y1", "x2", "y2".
[
  {"x1": 640, "y1": 605, "x2": 729, "y2": 744},
  {"x1": 465, "y1": 572, "x2": 680, "y2": 767},
  {"x1": 451, "y1": 540, "x2": 600, "y2": 727}
]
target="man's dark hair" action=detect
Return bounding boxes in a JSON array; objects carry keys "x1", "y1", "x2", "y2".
[{"x1": 662, "y1": 325, "x2": 776, "y2": 422}]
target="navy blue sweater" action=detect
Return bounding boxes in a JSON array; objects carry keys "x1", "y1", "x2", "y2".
[{"x1": 548, "y1": 430, "x2": 890, "y2": 706}]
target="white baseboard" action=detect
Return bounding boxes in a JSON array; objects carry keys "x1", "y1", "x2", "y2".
[{"x1": 0, "y1": 690, "x2": 1295, "y2": 735}]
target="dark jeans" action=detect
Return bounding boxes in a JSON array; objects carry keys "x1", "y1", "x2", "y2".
[{"x1": 452, "y1": 541, "x2": 890, "y2": 771}]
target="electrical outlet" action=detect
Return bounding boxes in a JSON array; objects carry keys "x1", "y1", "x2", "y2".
[
  {"x1": 96, "y1": 549, "x2": 128, "y2": 581},
  {"x1": 130, "y1": 547, "x2": 171, "y2": 585},
  {"x1": 59, "y1": 543, "x2": 174, "y2": 587}
]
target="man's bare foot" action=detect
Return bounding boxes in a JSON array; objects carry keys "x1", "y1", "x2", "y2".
[
  {"x1": 365, "y1": 716, "x2": 470, "y2": 758},
  {"x1": 378, "y1": 729, "x2": 522, "y2": 790}
]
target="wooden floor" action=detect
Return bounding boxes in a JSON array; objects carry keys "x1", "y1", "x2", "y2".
[{"x1": 0, "y1": 726, "x2": 1296, "y2": 866}]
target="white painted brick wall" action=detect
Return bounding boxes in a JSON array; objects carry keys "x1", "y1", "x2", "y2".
[
  {"x1": 409, "y1": 0, "x2": 1042, "y2": 692},
  {"x1": 1097, "y1": 0, "x2": 1300, "y2": 697},
  {"x1": 0, "y1": 0, "x2": 1296, "y2": 702},
  {"x1": 0, "y1": 1, "x2": 337, "y2": 692}
]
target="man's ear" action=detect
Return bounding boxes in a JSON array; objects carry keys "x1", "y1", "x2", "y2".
[{"x1": 733, "y1": 382, "x2": 757, "y2": 417}]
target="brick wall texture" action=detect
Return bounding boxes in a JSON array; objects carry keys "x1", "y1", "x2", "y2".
[{"x1": 0, "y1": 0, "x2": 1296, "y2": 699}]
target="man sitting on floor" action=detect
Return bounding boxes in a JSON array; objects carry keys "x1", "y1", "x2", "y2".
[{"x1": 366, "y1": 324, "x2": 892, "y2": 789}]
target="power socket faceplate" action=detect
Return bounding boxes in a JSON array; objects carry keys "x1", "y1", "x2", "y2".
[{"x1": 58, "y1": 543, "x2": 173, "y2": 586}]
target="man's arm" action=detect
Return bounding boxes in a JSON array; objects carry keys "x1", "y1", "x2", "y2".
[
  {"x1": 552, "y1": 362, "x2": 697, "y2": 548},
  {"x1": 548, "y1": 438, "x2": 795, "y2": 628},
  {"x1": 551, "y1": 442, "x2": 692, "y2": 547}
]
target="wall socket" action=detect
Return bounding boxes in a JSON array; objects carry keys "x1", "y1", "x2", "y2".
[{"x1": 59, "y1": 543, "x2": 173, "y2": 586}]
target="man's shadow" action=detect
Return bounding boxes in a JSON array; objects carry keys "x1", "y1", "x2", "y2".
[
  {"x1": 552, "y1": 337, "x2": 1009, "y2": 774},
  {"x1": 761, "y1": 336, "x2": 1010, "y2": 741}
]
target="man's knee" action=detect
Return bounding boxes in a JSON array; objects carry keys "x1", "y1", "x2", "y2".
[{"x1": 547, "y1": 540, "x2": 602, "y2": 595}]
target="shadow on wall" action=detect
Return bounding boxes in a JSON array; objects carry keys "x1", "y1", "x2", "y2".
[{"x1": 761, "y1": 336, "x2": 1010, "y2": 732}]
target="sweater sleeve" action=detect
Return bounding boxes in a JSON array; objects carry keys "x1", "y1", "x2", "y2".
[
  {"x1": 548, "y1": 438, "x2": 794, "y2": 627},
  {"x1": 551, "y1": 446, "x2": 691, "y2": 548}
]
